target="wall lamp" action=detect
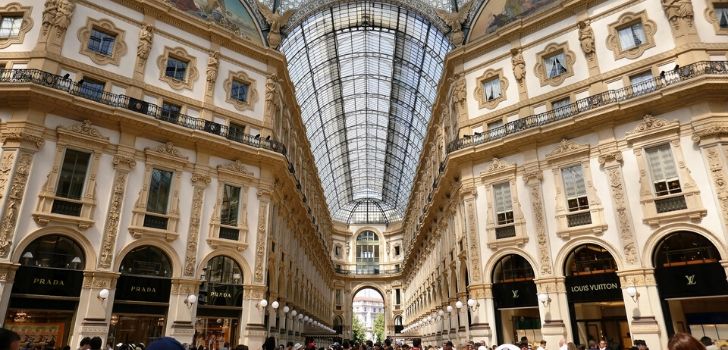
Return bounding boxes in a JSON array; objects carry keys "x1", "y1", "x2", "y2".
[
  {"x1": 257, "y1": 299, "x2": 268, "y2": 309},
  {"x1": 467, "y1": 298, "x2": 479, "y2": 312},
  {"x1": 446, "y1": 305, "x2": 453, "y2": 313},
  {"x1": 97, "y1": 288, "x2": 110, "y2": 302},
  {"x1": 538, "y1": 292, "x2": 551, "y2": 307},
  {"x1": 184, "y1": 294, "x2": 197, "y2": 308},
  {"x1": 455, "y1": 300, "x2": 463, "y2": 309},
  {"x1": 626, "y1": 286, "x2": 640, "y2": 303}
]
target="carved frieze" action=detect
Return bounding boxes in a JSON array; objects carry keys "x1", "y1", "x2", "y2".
[
  {"x1": 184, "y1": 173, "x2": 210, "y2": 277},
  {"x1": 0, "y1": 152, "x2": 33, "y2": 258}
]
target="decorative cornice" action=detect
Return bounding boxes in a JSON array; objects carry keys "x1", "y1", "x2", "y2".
[
  {"x1": 546, "y1": 138, "x2": 589, "y2": 158},
  {"x1": 60, "y1": 120, "x2": 108, "y2": 140},
  {"x1": 149, "y1": 141, "x2": 187, "y2": 159},
  {"x1": 218, "y1": 160, "x2": 255, "y2": 177}
]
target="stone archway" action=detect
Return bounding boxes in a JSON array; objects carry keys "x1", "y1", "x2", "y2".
[{"x1": 349, "y1": 283, "x2": 390, "y2": 343}]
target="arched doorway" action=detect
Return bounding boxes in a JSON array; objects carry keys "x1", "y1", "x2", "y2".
[
  {"x1": 110, "y1": 245, "x2": 173, "y2": 345},
  {"x1": 564, "y1": 244, "x2": 628, "y2": 348},
  {"x1": 352, "y1": 288, "x2": 384, "y2": 342},
  {"x1": 491, "y1": 254, "x2": 539, "y2": 344},
  {"x1": 195, "y1": 255, "x2": 244, "y2": 349},
  {"x1": 5, "y1": 234, "x2": 86, "y2": 347},
  {"x1": 356, "y1": 231, "x2": 380, "y2": 274},
  {"x1": 394, "y1": 315, "x2": 403, "y2": 334},
  {"x1": 653, "y1": 231, "x2": 728, "y2": 338},
  {"x1": 333, "y1": 315, "x2": 344, "y2": 335}
]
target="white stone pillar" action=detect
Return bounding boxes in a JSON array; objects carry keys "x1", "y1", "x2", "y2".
[
  {"x1": 69, "y1": 271, "x2": 119, "y2": 347},
  {"x1": 535, "y1": 278, "x2": 569, "y2": 350},
  {"x1": 240, "y1": 285, "x2": 267, "y2": 350},
  {"x1": 0, "y1": 262, "x2": 18, "y2": 328},
  {"x1": 619, "y1": 270, "x2": 668, "y2": 350},
  {"x1": 165, "y1": 279, "x2": 199, "y2": 343}
]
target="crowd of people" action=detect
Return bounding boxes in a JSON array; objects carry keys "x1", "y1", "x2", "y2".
[{"x1": 0, "y1": 329, "x2": 723, "y2": 350}]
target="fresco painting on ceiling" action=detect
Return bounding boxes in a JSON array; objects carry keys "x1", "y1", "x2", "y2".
[
  {"x1": 482, "y1": 0, "x2": 557, "y2": 34},
  {"x1": 170, "y1": 0, "x2": 263, "y2": 44}
]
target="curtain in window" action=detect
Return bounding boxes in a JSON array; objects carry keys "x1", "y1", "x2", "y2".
[
  {"x1": 618, "y1": 23, "x2": 646, "y2": 50},
  {"x1": 562, "y1": 165, "x2": 586, "y2": 199},
  {"x1": 545, "y1": 53, "x2": 567, "y2": 79},
  {"x1": 493, "y1": 182, "x2": 513, "y2": 213},
  {"x1": 646, "y1": 145, "x2": 678, "y2": 181},
  {"x1": 483, "y1": 78, "x2": 501, "y2": 101},
  {"x1": 717, "y1": 7, "x2": 728, "y2": 27}
]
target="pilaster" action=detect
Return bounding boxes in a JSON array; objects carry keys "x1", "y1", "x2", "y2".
[
  {"x1": 0, "y1": 262, "x2": 19, "y2": 327},
  {"x1": 69, "y1": 271, "x2": 120, "y2": 348},
  {"x1": 165, "y1": 278, "x2": 200, "y2": 343}
]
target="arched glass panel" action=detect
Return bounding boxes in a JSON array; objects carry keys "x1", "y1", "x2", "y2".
[
  {"x1": 20, "y1": 234, "x2": 85, "y2": 270},
  {"x1": 394, "y1": 315, "x2": 403, "y2": 326},
  {"x1": 206, "y1": 255, "x2": 243, "y2": 285},
  {"x1": 356, "y1": 231, "x2": 380, "y2": 274},
  {"x1": 119, "y1": 246, "x2": 172, "y2": 277},
  {"x1": 564, "y1": 244, "x2": 617, "y2": 276},
  {"x1": 654, "y1": 231, "x2": 720, "y2": 268},
  {"x1": 492, "y1": 254, "x2": 535, "y2": 283}
]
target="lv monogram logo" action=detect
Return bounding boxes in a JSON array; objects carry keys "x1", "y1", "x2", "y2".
[
  {"x1": 685, "y1": 275, "x2": 696, "y2": 286},
  {"x1": 512, "y1": 290, "x2": 520, "y2": 298}
]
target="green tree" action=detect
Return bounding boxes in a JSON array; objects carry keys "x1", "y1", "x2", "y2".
[
  {"x1": 373, "y1": 313, "x2": 385, "y2": 343},
  {"x1": 352, "y1": 315, "x2": 366, "y2": 344}
]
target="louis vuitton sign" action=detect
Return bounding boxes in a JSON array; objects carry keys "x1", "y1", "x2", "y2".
[
  {"x1": 492, "y1": 281, "x2": 538, "y2": 309},
  {"x1": 565, "y1": 273, "x2": 622, "y2": 303},
  {"x1": 655, "y1": 263, "x2": 728, "y2": 299}
]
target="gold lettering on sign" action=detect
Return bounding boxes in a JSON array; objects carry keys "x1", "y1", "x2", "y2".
[{"x1": 33, "y1": 278, "x2": 65, "y2": 286}]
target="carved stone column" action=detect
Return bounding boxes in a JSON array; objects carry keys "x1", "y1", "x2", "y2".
[
  {"x1": 692, "y1": 125, "x2": 728, "y2": 241},
  {"x1": 183, "y1": 173, "x2": 211, "y2": 277},
  {"x1": 534, "y1": 278, "x2": 570, "y2": 349},
  {"x1": 597, "y1": 149, "x2": 640, "y2": 266},
  {"x1": 241, "y1": 284, "x2": 267, "y2": 350},
  {"x1": 69, "y1": 271, "x2": 120, "y2": 347},
  {"x1": 165, "y1": 278, "x2": 200, "y2": 342},
  {"x1": 617, "y1": 269, "x2": 668, "y2": 349},
  {"x1": 467, "y1": 283, "x2": 493, "y2": 345},
  {"x1": 98, "y1": 153, "x2": 136, "y2": 270},
  {"x1": 460, "y1": 181, "x2": 483, "y2": 284},
  {"x1": 0, "y1": 262, "x2": 19, "y2": 327},
  {"x1": 254, "y1": 187, "x2": 272, "y2": 284},
  {"x1": 523, "y1": 165, "x2": 554, "y2": 276},
  {"x1": 0, "y1": 130, "x2": 44, "y2": 259}
]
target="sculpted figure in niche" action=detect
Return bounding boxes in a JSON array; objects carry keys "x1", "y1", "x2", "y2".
[
  {"x1": 206, "y1": 51, "x2": 220, "y2": 83},
  {"x1": 137, "y1": 24, "x2": 153, "y2": 62},
  {"x1": 53, "y1": 0, "x2": 75, "y2": 36},
  {"x1": 435, "y1": 0, "x2": 474, "y2": 47},
  {"x1": 258, "y1": 2, "x2": 295, "y2": 49},
  {"x1": 42, "y1": 0, "x2": 58, "y2": 34},
  {"x1": 511, "y1": 48, "x2": 525, "y2": 83},
  {"x1": 577, "y1": 21, "x2": 595, "y2": 59},
  {"x1": 662, "y1": 0, "x2": 694, "y2": 29}
]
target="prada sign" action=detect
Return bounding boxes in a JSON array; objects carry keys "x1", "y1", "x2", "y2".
[
  {"x1": 492, "y1": 281, "x2": 538, "y2": 309},
  {"x1": 565, "y1": 273, "x2": 622, "y2": 303},
  {"x1": 655, "y1": 263, "x2": 728, "y2": 299},
  {"x1": 12, "y1": 266, "x2": 83, "y2": 297},
  {"x1": 115, "y1": 275, "x2": 172, "y2": 303},
  {"x1": 206, "y1": 284, "x2": 243, "y2": 307}
]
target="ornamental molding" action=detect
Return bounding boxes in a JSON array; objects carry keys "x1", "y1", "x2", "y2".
[
  {"x1": 59, "y1": 120, "x2": 108, "y2": 140},
  {"x1": 625, "y1": 114, "x2": 680, "y2": 145},
  {"x1": 0, "y1": 3, "x2": 34, "y2": 49},
  {"x1": 0, "y1": 152, "x2": 33, "y2": 258},
  {"x1": 77, "y1": 17, "x2": 127, "y2": 66},
  {"x1": 545, "y1": 138, "x2": 590, "y2": 162}
]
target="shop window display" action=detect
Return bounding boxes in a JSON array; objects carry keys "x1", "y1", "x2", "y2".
[
  {"x1": 194, "y1": 256, "x2": 244, "y2": 348},
  {"x1": 5, "y1": 235, "x2": 86, "y2": 350}
]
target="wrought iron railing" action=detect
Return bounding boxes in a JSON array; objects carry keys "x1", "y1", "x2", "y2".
[
  {"x1": 567, "y1": 211, "x2": 592, "y2": 227},
  {"x1": 655, "y1": 194, "x2": 688, "y2": 213},
  {"x1": 0, "y1": 69, "x2": 287, "y2": 155},
  {"x1": 448, "y1": 61, "x2": 728, "y2": 153},
  {"x1": 334, "y1": 266, "x2": 402, "y2": 275}
]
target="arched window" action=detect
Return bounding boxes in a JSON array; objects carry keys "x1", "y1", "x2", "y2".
[
  {"x1": 206, "y1": 255, "x2": 243, "y2": 285},
  {"x1": 493, "y1": 254, "x2": 535, "y2": 283},
  {"x1": 20, "y1": 234, "x2": 85, "y2": 270},
  {"x1": 654, "y1": 231, "x2": 720, "y2": 267},
  {"x1": 565, "y1": 244, "x2": 616, "y2": 276},
  {"x1": 356, "y1": 231, "x2": 379, "y2": 274},
  {"x1": 119, "y1": 246, "x2": 172, "y2": 277}
]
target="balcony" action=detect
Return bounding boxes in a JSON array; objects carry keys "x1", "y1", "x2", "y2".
[
  {"x1": 0, "y1": 69, "x2": 287, "y2": 155},
  {"x1": 448, "y1": 61, "x2": 728, "y2": 153},
  {"x1": 334, "y1": 265, "x2": 402, "y2": 276}
]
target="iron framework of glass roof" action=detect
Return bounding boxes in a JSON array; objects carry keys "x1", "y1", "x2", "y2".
[{"x1": 279, "y1": 1, "x2": 451, "y2": 224}]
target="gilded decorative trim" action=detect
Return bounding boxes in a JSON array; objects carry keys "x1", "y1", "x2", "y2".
[
  {"x1": 0, "y1": 152, "x2": 33, "y2": 258},
  {"x1": 77, "y1": 17, "x2": 128, "y2": 66},
  {"x1": 0, "y1": 3, "x2": 33, "y2": 49}
]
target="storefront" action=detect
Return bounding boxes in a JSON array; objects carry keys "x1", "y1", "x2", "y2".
[
  {"x1": 109, "y1": 246, "x2": 172, "y2": 345},
  {"x1": 5, "y1": 234, "x2": 86, "y2": 350},
  {"x1": 653, "y1": 231, "x2": 728, "y2": 340},
  {"x1": 492, "y1": 254, "x2": 539, "y2": 344},
  {"x1": 565, "y1": 244, "x2": 629, "y2": 349},
  {"x1": 194, "y1": 255, "x2": 244, "y2": 349}
]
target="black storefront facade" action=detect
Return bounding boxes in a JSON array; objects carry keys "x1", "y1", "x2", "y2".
[
  {"x1": 194, "y1": 255, "x2": 245, "y2": 349},
  {"x1": 564, "y1": 244, "x2": 630, "y2": 349},
  {"x1": 5, "y1": 234, "x2": 87, "y2": 350},
  {"x1": 653, "y1": 232, "x2": 728, "y2": 340},
  {"x1": 109, "y1": 246, "x2": 173, "y2": 345},
  {"x1": 492, "y1": 254, "x2": 540, "y2": 344}
]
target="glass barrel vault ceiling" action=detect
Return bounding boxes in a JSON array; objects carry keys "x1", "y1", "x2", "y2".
[{"x1": 279, "y1": 1, "x2": 451, "y2": 224}]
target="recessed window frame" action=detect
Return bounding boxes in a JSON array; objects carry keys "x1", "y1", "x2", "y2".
[
  {"x1": 33, "y1": 120, "x2": 109, "y2": 230},
  {"x1": 534, "y1": 42, "x2": 576, "y2": 87},
  {"x1": 606, "y1": 11, "x2": 657, "y2": 60},
  {"x1": 157, "y1": 46, "x2": 198, "y2": 90},
  {"x1": 705, "y1": 1, "x2": 728, "y2": 34},
  {"x1": 474, "y1": 68, "x2": 508, "y2": 109},
  {"x1": 207, "y1": 160, "x2": 255, "y2": 252},
  {"x1": 77, "y1": 18, "x2": 127, "y2": 66},
  {"x1": 0, "y1": 3, "x2": 33, "y2": 49},
  {"x1": 224, "y1": 71, "x2": 258, "y2": 111},
  {"x1": 480, "y1": 158, "x2": 528, "y2": 249}
]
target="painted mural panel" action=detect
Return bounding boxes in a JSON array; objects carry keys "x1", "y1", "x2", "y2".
[
  {"x1": 170, "y1": 0, "x2": 263, "y2": 45},
  {"x1": 469, "y1": 0, "x2": 557, "y2": 40}
]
